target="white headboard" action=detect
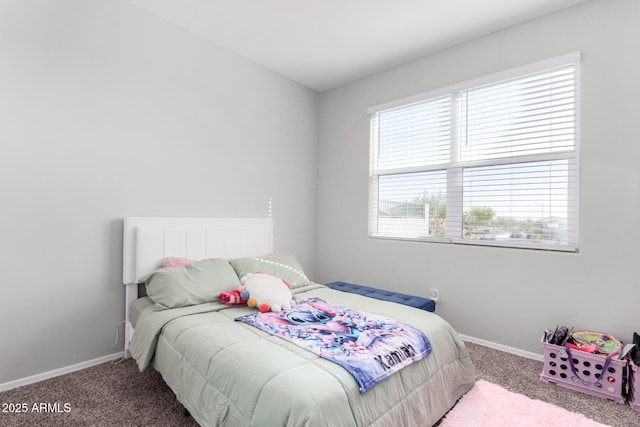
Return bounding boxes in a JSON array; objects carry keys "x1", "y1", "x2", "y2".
[
  {"x1": 122, "y1": 217, "x2": 274, "y2": 284},
  {"x1": 122, "y1": 217, "x2": 273, "y2": 356}
]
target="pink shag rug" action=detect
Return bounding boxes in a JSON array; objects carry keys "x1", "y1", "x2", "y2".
[{"x1": 439, "y1": 380, "x2": 607, "y2": 427}]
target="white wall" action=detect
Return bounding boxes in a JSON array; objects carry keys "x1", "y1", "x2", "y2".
[
  {"x1": 0, "y1": 0, "x2": 318, "y2": 384},
  {"x1": 317, "y1": 0, "x2": 640, "y2": 355}
]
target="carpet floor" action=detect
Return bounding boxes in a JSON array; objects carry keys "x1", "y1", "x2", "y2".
[{"x1": 0, "y1": 341, "x2": 638, "y2": 426}]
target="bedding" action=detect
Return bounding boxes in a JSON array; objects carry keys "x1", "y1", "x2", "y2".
[
  {"x1": 235, "y1": 297, "x2": 432, "y2": 393},
  {"x1": 145, "y1": 258, "x2": 241, "y2": 309},
  {"x1": 230, "y1": 254, "x2": 311, "y2": 289},
  {"x1": 130, "y1": 283, "x2": 475, "y2": 427},
  {"x1": 129, "y1": 296, "x2": 153, "y2": 329}
]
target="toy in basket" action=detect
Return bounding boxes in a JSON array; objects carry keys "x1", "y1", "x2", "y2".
[{"x1": 540, "y1": 327, "x2": 626, "y2": 404}]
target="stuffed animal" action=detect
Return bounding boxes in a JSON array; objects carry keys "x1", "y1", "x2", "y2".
[{"x1": 239, "y1": 272, "x2": 296, "y2": 313}]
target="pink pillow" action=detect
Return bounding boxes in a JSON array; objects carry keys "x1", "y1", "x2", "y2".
[
  {"x1": 162, "y1": 257, "x2": 192, "y2": 268},
  {"x1": 163, "y1": 252, "x2": 280, "y2": 269}
]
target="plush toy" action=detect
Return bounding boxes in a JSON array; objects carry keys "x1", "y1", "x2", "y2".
[{"x1": 239, "y1": 272, "x2": 296, "y2": 313}]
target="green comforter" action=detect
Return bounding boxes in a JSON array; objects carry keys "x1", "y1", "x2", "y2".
[{"x1": 130, "y1": 284, "x2": 475, "y2": 427}]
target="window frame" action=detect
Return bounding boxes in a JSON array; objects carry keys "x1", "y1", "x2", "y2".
[{"x1": 368, "y1": 52, "x2": 581, "y2": 252}]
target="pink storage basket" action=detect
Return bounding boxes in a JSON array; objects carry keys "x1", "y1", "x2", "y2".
[
  {"x1": 630, "y1": 360, "x2": 640, "y2": 411},
  {"x1": 540, "y1": 340, "x2": 626, "y2": 404}
]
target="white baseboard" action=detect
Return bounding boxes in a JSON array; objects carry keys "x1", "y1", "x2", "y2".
[
  {"x1": 459, "y1": 334, "x2": 544, "y2": 362},
  {"x1": 0, "y1": 352, "x2": 123, "y2": 393}
]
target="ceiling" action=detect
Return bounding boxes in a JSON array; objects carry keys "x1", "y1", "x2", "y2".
[{"x1": 128, "y1": 0, "x2": 588, "y2": 92}]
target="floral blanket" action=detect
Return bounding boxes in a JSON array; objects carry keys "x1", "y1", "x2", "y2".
[{"x1": 235, "y1": 297, "x2": 432, "y2": 393}]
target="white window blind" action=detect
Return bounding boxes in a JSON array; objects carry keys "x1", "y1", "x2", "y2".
[{"x1": 369, "y1": 53, "x2": 580, "y2": 251}]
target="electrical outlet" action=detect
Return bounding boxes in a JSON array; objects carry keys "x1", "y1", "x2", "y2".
[{"x1": 429, "y1": 289, "x2": 439, "y2": 300}]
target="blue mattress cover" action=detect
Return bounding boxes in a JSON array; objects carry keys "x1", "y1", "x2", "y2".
[{"x1": 325, "y1": 281, "x2": 436, "y2": 312}]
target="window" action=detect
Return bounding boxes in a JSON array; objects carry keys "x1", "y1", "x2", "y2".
[{"x1": 368, "y1": 53, "x2": 580, "y2": 251}]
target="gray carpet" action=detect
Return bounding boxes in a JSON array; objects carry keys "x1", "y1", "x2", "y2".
[{"x1": 0, "y1": 342, "x2": 638, "y2": 426}]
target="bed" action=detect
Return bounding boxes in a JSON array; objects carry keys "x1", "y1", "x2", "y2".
[{"x1": 123, "y1": 217, "x2": 475, "y2": 427}]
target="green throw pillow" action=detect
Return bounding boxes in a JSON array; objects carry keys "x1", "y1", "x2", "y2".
[
  {"x1": 145, "y1": 258, "x2": 241, "y2": 309},
  {"x1": 230, "y1": 254, "x2": 310, "y2": 289}
]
